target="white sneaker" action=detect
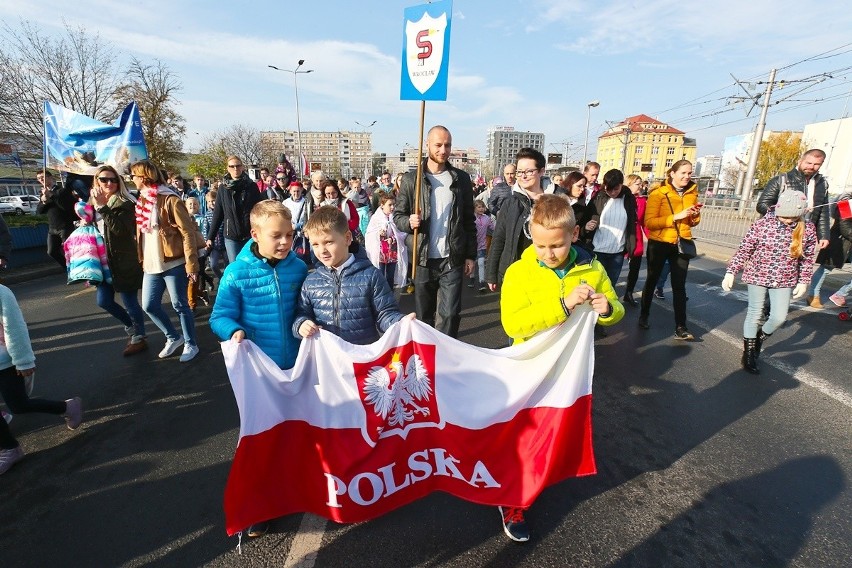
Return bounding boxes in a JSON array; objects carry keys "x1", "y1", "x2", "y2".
[
  {"x1": 124, "y1": 325, "x2": 134, "y2": 337},
  {"x1": 0, "y1": 446, "x2": 24, "y2": 475},
  {"x1": 179, "y1": 343, "x2": 199, "y2": 363},
  {"x1": 1, "y1": 409, "x2": 12, "y2": 424},
  {"x1": 158, "y1": 338, "x2": 184, "y2": 358}
]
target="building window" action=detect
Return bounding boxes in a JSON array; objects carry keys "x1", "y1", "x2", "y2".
[
  {"x1": 635, "y1": 146, "x2": 643, "y2": 154},
  {"x1": 651, "y1": 146, "x2": 659, "y2": 155},
  {"x1": 667, "y1": 147, "x2": 675, "y2": 155},
  {"x1": 665, "y1": 159, "x2": 674, "y2": 168},
  {"x1": 633, "y1": 159, "x2": 641, "y2": 167}
]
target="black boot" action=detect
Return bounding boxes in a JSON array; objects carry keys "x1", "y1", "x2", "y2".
[
  {"x1": 622, "y1": 291, "x2": 637, "y2": 307},
  {"x1": 755, "y1": 329, "x2": 771, "y2": 358},
  {"x1": 741, "y1": 338, "x2": 760, "y2": 374}
]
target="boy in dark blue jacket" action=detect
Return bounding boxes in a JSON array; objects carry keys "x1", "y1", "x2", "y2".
[{"x1": 294, "y1": 206, "x2": 410, "y2": 344}]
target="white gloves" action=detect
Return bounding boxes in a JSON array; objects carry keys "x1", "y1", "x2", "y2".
[
  {"x1": 792, "y1": 283, "x2": 807, "y2": 299},
  {"x1": 721, "y1": 273, "x2": 734, "y2": 292}
]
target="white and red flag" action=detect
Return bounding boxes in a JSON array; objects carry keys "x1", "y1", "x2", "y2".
[{"x1": 221, "y1": 307, "x2": 598, "y2": 535}]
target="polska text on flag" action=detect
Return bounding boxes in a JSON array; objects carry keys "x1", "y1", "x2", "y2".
[{"x1": 221, "y1": 308, "x2": 598, "y2": 536}]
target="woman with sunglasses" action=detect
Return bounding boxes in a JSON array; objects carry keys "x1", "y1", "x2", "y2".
[
  {"x1": 205, "y1": 156, "x2": 264, "y2": 263},
  {"x1": 89, "y1": 165, "x2": 148, "y2": 356},
  {"x1": 486, "y1": 148, "x2": 566, "y2": 290},
  {"x1": 131, "y1": 160, "x2": 200, "y2": 363}
]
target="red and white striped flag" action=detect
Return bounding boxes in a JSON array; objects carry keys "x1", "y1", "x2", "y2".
[
  {"x1": 221, "y1": 308, "x2": 598, "y2": 535},
  {"x1": 301, "y1": 152, "x2": 310, "y2": 176}
]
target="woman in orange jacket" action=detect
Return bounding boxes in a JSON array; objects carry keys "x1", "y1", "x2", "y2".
[{"x1": 638, "y1": 160, "x2": 701, "y2": 339}]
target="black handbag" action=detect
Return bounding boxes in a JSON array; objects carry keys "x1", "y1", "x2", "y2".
[{"x1": 664, "y1": 194, "x2": 697, "y2": 259}]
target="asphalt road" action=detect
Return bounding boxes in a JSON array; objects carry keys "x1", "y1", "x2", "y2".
[{"x1": 0, "y1": 255, "x2": 849, "y2": 567}]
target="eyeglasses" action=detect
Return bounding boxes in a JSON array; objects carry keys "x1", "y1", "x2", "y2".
[
  {"x1": 516, "y1": 169, "x2": 540, "y2": 178},
  {"x1": 227, "y1": 164, "x2": 243, "y2": 169},
  {"x1": 97, "y1": 177, "x2": 118, "y2": 184},
  {"x1": 276, "y1": 177, "x2": 286, "y2": 181}
]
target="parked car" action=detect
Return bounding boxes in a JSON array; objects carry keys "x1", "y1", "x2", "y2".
[{"x1": 0, "y1": 195, "x2": 40, "y2": 215}]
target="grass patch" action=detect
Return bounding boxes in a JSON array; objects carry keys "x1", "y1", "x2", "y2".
[{"x1": 2, "y1": 214, "x2": 48, "y2": 227}]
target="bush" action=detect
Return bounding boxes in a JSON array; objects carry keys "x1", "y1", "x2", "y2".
[{"x1": 2, "y1": 214, "x2": 49, "y2": 227}]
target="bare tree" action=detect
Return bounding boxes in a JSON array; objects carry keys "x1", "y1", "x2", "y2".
[
  {"x1": 0, "y1": 20, "x2": 124, "y2": 146},
  {"x1": 218, "y1": 124, "x2": 278, "y2": 169},
  {"x1": 118, "y1": 57, "x2": 185, "y2": 171}
]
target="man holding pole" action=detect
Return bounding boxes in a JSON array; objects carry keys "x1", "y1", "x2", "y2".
[{"x1": 394, "y1": 125, "x2": 476, "y2": 338}]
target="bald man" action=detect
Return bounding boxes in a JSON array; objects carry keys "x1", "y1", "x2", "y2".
[{"x1": 393, "y1": 125, "x2": 476, "y2": 338}]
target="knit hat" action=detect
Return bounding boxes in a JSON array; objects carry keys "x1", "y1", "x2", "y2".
[
  {"x1": 74, "y1": 200, "x2": 95, "y2": 223},
  {"x1": 775, "y1": 190, "x2": 807, "y2": 218}
]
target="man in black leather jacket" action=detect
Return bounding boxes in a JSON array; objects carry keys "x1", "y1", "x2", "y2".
[
  {"x1": 394, "y1": 125, "x2": 476, "y2": 338},
  {"x1": 756, "y1": 149, "x2": 830, "y2": 250}
]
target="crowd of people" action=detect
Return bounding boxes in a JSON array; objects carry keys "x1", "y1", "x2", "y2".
[{"x1": 1, "y1": 135, "x2": 850, "y2": 548}]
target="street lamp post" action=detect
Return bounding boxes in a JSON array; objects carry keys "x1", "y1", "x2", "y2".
[
  {"x1": 354, "y1": 120, "x2": 376, "y2": 178},
  {"x1": 268, "y1": 60, "x2": 313, "y2": 177},
  {"x1": 582, "y1": 100, "x2": 600, "y2": 170}
]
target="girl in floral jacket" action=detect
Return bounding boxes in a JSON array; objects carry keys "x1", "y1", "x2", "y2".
[{"x1": 721, "y1": 190, "x2": 817, "y2": 374}]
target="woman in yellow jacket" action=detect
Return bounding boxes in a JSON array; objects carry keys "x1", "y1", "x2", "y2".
[{"x1": 638, "y1": 160, "x2": 701, "y2": 339}]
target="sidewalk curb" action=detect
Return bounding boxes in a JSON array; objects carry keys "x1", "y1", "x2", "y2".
[{"x1": 2, "y1": 263, "x2": 64, "y2": 285}]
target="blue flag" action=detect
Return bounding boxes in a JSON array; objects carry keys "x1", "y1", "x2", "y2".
[
  {"x1": 43, "y1": 101, "x2": 148, "y2": 175},
  {"x1": 400, "y1": 0, "x2": 453, "y2": 101}
]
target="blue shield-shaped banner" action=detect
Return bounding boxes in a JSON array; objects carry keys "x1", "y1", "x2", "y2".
[
  {"x1": 400, "y1": 0, "x2": 452, "y2": 101},
  {"x1": 43, "y1": 101, "x2": 148, "y2": 175}
]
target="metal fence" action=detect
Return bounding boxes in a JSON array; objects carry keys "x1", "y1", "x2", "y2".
[{"x1": 690, "y1": 198, "x2": 760, "y2": 248}]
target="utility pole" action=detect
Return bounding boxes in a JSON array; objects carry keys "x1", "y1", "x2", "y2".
[
  {"x1": 620, "y1": 122, "x2": 631, "y2": 172},
  {"x1": 740, "y1": 68, "x2": 777, "y2": 200}
]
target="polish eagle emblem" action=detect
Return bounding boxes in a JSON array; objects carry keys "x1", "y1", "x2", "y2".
[{"x1": 363, "y1": 352, "x2": 432, "y2": 428}]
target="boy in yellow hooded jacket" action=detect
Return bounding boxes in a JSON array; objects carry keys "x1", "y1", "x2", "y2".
[{"x1": 494, "y1": 194, "x2": 623, "y2": 543}]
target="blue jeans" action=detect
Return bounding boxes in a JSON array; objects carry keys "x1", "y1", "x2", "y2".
[
  {"x1": 414, "y1": 257, "x2": 464, "y2": 338},
  {"x1": 835, "y1": 277, "x2": 852, "y2": 298},
  {"x1": 142, "y1": 265, "x2": 196, "y2": 346},
  {"x1": 745, "y1": 285, "x2": 792, "y2": 337},
  {"x1": 208, "y1": 247, "x2": 228, "y2": 279},
  {"x1": 96, "y1": 283, "x2": 146, "y2": 338},
  {"x1": 595, "y1": 251, "x2": 625, "y2": 291},
  {"x1": 807, "y1": 264, "x2": 829, "y2": 298},
  {"x1": 225, "y1": 238, "x2": 248, "y2": 263},
  {"x1": 379, "y1": 262, "x2": 397, "y2": 289},
  {"x1": 656, "y1": 258, "x2": 671, "y2": 291},
  {"x1": 475, "y1": 249, "x2": 487, "y2": 285}
]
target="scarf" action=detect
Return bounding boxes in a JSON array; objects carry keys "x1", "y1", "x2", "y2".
[{"x1": 135, "y1": 184, "x2": 180, "y2": 233}]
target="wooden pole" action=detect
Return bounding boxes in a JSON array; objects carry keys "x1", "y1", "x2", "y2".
[{"x1": 411, "y1": 100, "x2": 426, "y2": 279}]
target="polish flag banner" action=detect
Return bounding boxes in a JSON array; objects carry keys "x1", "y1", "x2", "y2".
[{"x1": 221, "y1": 306, "x2": 598, "y2": 535}]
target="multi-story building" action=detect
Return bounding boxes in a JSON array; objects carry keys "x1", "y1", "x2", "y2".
[
  {"x1": 485, "y1": 127, "x2": 545, "y2": 176},
  {"x1": 695, "y1": 155, "x2": 722, "y2": 178},
  {"x1": 260, "y1": 130, "x2": 372, "y2": 178},
  {"x1": 595, "y1": 114, "x2": 696, "y2": 181}
]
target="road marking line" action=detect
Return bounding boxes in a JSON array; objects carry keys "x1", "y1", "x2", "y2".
[
  {"x1": 284, "y1": 513, "x2": 327, "y2": 568},
  {"x1": 652, "y1": 280, "x2": 852, "y2": 409}
]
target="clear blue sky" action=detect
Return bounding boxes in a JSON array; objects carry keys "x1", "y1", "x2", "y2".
[{"x1": 4, "y1": 0, "x2": 852, "y2": 165}]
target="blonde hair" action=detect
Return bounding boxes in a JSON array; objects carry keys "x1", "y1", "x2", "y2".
[
  {"x1": 250, "y1": 200, "x2": 292, "y2": 230},
  {"x1": 530, "y1": 194, "x2": 575, "y2": 232},
  {"x1": 304, "y1": 205, "x2": 348, "y2": 237},
  {"x1": 130, "y1": 160, "x2": 166, "y2": 187},
  {"x1": 625, "y1": 174, "x2": 642, "y2": 186},
  {"x1": 790, "y1": 220, "x2": 805, "y2": 259},
  {"x1": 90, "y1": 165, "x2": 135, "y2": 205}
]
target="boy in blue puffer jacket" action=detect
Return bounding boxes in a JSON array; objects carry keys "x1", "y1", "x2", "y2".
[
  {"x1": 294, "y1": 206, "x2": 411, "y2": 344},
  {"x1": 211, "y1": 200, "x2": 308, "y2": 369},
  {"x1": 210, "y1": 200, "x2": 308, "y2": 538}
]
